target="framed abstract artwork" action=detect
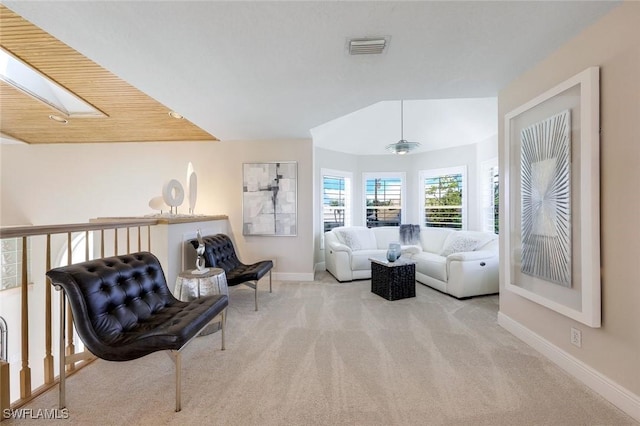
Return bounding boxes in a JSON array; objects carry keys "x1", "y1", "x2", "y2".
[
  {"x1": 242, "y1": 162, "x2": 297, "y2": 236},
  {"x1": 503, "y1": 67, "x2": 601, "y2": 327},
  {"x1": 520, "y1": 109, "x2": 572, "y2": 287}
]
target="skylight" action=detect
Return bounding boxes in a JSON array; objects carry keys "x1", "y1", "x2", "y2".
[{"x1": 0, "y1": 48, "x2": 104, "y2": 117}]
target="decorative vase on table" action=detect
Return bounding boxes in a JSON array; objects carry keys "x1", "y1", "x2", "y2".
[{"x1": 386, "y1": 242, "x2": 401, "y2": 262}]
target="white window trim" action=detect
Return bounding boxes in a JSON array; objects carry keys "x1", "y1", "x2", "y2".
[
  {"x1": 362, "y1": 172, "x2": 406, "y2": 226},
  {"x1": 418, "y1": 166, "x2": 467, "y2": 230},
  {"x1": 320, "y1": 168, "x2": 353, "y2": 249},
  {"x1": 479, "y1": 158, "x2": 499, "y2": 234}
]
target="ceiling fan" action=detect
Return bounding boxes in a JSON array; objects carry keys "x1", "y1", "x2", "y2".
[{"x1": 386, "y1": 100, "x2": 421, "y2": 155}]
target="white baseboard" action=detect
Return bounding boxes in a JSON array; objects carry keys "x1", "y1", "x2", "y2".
[
  {"x1": 272, "y1": 272, "x2": 314, "y2": 282},
  {"x1": 498, "y1": 312, "x2": 640, "y2": 422}
]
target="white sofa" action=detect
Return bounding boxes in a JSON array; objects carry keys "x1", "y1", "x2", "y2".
[{"x1": 324, "y1": 226, "x2": 499, "y2": 299}]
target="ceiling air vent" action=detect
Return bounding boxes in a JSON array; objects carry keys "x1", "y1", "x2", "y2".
[{"x1": 348, "y1": 38, "x2": 387, "y2": 55}]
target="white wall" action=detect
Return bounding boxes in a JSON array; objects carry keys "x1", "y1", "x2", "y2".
[
  {"x1": 476, "y1": 134, "x2": 498, "y2": 163},
  {"x1": 0, "y1": 139, "x2": 315, "y2": 279},
  {"x1": 498, "y1": 1, "x2": 640, "y2": 416}
]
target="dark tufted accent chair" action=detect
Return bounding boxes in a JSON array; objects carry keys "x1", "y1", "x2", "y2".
[
  {"x1": 190, "y1": 234, "x2": 273, "y2": 311},
  {"x1": 46, "y1": 251, "x2": 228, "y2": 412}
]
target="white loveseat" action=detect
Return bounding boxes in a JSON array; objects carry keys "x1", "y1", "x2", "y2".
[{"x1": 324, "y1": 226, "x2": 499, "y2": 299}]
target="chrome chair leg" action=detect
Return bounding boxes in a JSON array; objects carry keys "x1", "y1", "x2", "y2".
[
  {"x1": 167, "y1": 351, "x2": 182, "y2": 412},
  {"x1": 242, "y1": 280, "x2": 260, "y2": 311},
  {"x1": 175, "y1": 352, "x2": 181, "y2": 412},
  {"x1": 254, "y1": 281, "x2": 258, "y2": 311},
  {"x1": 269, "y1": 270, "x2": 272, "y2": 293}
]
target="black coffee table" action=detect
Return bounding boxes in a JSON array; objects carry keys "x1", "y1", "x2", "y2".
[{"x1": 369, "y1": 257, "x2": 416, "y2": 301}]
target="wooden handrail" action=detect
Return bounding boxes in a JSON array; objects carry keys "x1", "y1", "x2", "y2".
[{"x1": 0, "y1": 219, "x2": 158, "y2": 239}]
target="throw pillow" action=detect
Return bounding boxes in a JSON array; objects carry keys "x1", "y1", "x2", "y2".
[
  {"x1": 440, "y1": 234, "x2": 482, "y2": 256},
  {"x1": 337, "y1": 228, "x2": 377, "y2": 251}
]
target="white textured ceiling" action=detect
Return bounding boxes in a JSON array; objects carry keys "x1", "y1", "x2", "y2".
[
  {"x1": 3, "y1": 1, "x2": 619, "y2": 153},
  {"x1": 311, "y1": 98, "x2": 498, "y2": 155}
]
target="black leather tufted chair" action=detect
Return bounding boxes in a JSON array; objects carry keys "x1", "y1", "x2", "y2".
[
  {"x1": 190, "y1": 234, "x2": 273, "y2": 311},
  {"x1": 46, "y1": 251, "x2": 228, "y2": 412}
]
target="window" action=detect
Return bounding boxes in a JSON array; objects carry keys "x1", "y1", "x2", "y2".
[
  {"x1": 321, "y1": 169, "x2": 352, "y2": 233},
  {"x1": 481, "y1": 159, "x2": 499, "y2": 234},
  {"x1": 0, "y1": 238, "x2": 28, "y2": 291},
  {"x1": 0, "y1": 48, "x2": 105, "y2": 118},
  {"x1": 363, "y1": 173, "x2": 405, "y2": 228},
  {"x1": 420, "y1": 166, "x2": 466, "y2": 229}
]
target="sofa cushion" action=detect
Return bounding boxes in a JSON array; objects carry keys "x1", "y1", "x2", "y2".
[
  {"x1": 412, "y1": 251, "x2": 447, "y2": 282},
  {"x1": 420, "y1": 228, "x2": 454, "y2": 254},
  {"x1": 440, "y1": 231, "x2": 490, "y2": 256},
  {"x1": 351, "y1": 250, "x2": 385, "y2": 271},
  {"x1": 371, "y1": 227, "x2": 401, "y2": 249},
  {"x1": 477, "y1": 237, "x2": 498, "y2": 252},
  {"x1": 337, "y1": 227, "x2": 377, "y2": 251}
]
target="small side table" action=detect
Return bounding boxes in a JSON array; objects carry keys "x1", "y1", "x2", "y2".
[
  {"x1": 369, "y1": 257, "x2": 416, "y2": 301},
  {"x1": 175, "y1": 268, "x2": 228, "y2": 335}
]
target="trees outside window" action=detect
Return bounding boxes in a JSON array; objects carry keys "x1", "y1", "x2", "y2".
[{"x1": 420, "y1": 167, "x2": 466, "y2": 229}]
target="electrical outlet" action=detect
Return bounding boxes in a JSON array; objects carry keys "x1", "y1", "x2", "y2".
[{"x1": 570, "y1": 327, "x2": 582, "y2": 348}]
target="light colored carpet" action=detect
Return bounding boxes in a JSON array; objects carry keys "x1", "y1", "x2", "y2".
[{"x1": 9, "y1": 272, "x2": 636, "y2": 425}]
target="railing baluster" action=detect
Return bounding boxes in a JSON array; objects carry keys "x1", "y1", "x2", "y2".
[
  {"x1": 137, "y1": 226, "x2": 142, "y2": 252},
  {"x1": 126, "y1": 227, "x2": 131, "y2": 254},
  {"x1": 101, "y1": 229, "x2": 105, "y2": 258},
  {"x1": 147, "y1": 225, "x2": 151, "y2": 251},
  {"x1": 43, "y1": 235, "x2": 54, "y2": 384},
  {"x1": 19, "y1": 236, "x2": 31, "y2": 399},
  {"x1": 114, "y1": 228, "x2": 119, "y2": 255},
  {"x1": 67, "y1": 233, "x2": 72, "y2": 266},
  {"x1": 85, "y1": 230, "x2": 89, "y2": 261},
  {"x1": 65, "y1": 233, "x2": 75, "y2": 372}
]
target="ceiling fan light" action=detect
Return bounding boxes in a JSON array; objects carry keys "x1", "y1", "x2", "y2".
[
  {"x1": 386, "y1": 140, "x2": 420, "y2": 155},
  {"x1": 387, "y1": 100, "x2": 421, "y2": 155}
]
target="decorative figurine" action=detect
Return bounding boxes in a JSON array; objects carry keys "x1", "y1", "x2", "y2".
[{"x1": 193, "y1": 229, "x2": 209, "y2": 274}]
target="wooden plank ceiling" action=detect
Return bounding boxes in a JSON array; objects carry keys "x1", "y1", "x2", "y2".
[{"x1": 0, "y1": 5, "x2": 217, "y2": 144}]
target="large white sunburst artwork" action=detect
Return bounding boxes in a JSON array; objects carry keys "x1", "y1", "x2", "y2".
[{"x1": 520, "y1": 110, "x2": 571, "y2": 287}]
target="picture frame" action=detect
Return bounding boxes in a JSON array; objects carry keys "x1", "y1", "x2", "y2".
[
  {"x1": 242, "y1": 162, "x2": 297, "y2": 236},
  {"x1": 503, "y1": 67, "x2": 601, "y2": 327}
]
